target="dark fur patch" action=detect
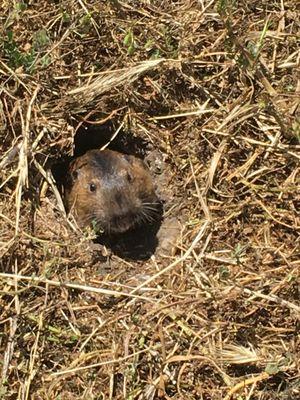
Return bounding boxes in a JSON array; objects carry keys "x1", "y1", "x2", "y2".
[{"x1": 89, "y1": 150, "x2": 118, "y2": 177}]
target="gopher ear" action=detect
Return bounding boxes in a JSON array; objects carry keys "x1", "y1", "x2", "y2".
[
  {"x1": 123, "y1": 154, "x2": 146, "y2": 169},
  {"x1": 71, "y1": 169, "x2": 79, "y2": 181},
  {"x1": 68, "y1": 160, "x2": 81, "y2": 183},
  {"x1": 69, "y1": 157, "x2": 89, "y2": 180}
]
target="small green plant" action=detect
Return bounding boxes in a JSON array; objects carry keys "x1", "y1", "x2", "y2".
[
  {"x1": 32, "y1": 29, "x2": 50, "y2": 50},
  {"x1": 61, "y1": 10, "x2": 71, "y2": 23},
  {"x1": 247, "y1": 18, "x2": 270, "y2": 60},
  {"x1": 150, "y1": 49, "x2": 161, "y2": 59},
  {"x1": 15, "y1": 1, "x2": 27, "y2": 12},
  {"x1": 144, "y1": 38, "x2": 161, "y2": 59},
  {"x1": 2, "y1": 28, "x2": 51, "y2": 72},
  {"x1": 124, "y1": 29, "x2": 137, "y2": 55},
  {"x1": 219, "y1": 265, "x2": 230, "y2": 279},
  {"x1": 159, "y1": 25, "x2": 178, "y2": 57},
  {"x1": 40, "y1": 54, "x2": 51, "y2": 68},
  {"x1": 232, "y1": 243, "x2": 247, "y2": 264},
  {"x1": 3, "y1": 30, "x2": 36, "y2": 72},
  {"x1": 79, "y1": 12, "x2": 92, "y2": 34},
  {"x1": 287, "y1": 272, "x2": 297, "y2": 282},
  {"x1": 138, "y1": 333, "x2": 146, "y2": 348},
  {"x1": 144, "y1": 38, "x2": 154, "y2": 51},
  {"x1": 265, "y1": 362, "x2": 280, "y2": 374}
]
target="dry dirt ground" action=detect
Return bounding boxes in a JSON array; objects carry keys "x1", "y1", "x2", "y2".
[{"x1": 0, "y1": 1, "x2": 299, "y2": 399}]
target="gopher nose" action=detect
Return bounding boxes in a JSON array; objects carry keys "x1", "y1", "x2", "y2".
[
  {"x1": 113, "y1": 191, "x2": 140, "y2": 215},
  {"x1": 114, "y1": 192, "x2": 125, "y2": 208}
]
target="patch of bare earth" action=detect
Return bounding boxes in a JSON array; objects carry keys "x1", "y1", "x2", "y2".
[{"x1": 0, "y1": 1, "x2": 299, "y2": 399}]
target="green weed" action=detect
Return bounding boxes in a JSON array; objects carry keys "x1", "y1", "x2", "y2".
[
  {"x1": 124, "y1": 29, "x2": 137, "y2": 55},
  {"x1": 2, "y1": 29, "x2": 51, "y2": 72},
  {"x1": 3, "y1": 30, "x2": 36, "y2": 72}
]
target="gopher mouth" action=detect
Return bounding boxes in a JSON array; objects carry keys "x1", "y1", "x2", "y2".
[
  {"x1": 107, "y1": 212, "x2": 141, "y2": 234},
  {"x1": 91, "y1": 200, "x2": 163, "y2": 235}
]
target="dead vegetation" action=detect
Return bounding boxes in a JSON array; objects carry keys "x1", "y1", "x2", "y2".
[{"x1": 0, "y1": 0, "x2": 299, "y2": 399}]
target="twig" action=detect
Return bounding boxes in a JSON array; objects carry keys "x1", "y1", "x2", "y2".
[
  {"x1": 223, "y1": 372, "x2": 270, "y2": 400},
  {"x1": 0, "y1": 273, "x2": 157, "y2": 303}
]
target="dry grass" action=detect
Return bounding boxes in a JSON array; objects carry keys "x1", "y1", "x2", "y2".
[{"x1": 0, "y1": 0, "x2": 299, "y2": 399}]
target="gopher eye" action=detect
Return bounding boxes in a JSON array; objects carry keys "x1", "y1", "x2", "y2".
[{"x1": 89, "y1": 183, "x2": 96, "y2": 192}]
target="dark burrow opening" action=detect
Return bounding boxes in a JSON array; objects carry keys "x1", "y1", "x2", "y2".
[{"x1": 52, "y1": 121, "x2": 164, "y2": 261}]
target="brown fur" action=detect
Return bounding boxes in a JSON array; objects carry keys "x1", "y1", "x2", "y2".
[{"x1": 65, "y1": 149, "x2": 161, "y2": 234}]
